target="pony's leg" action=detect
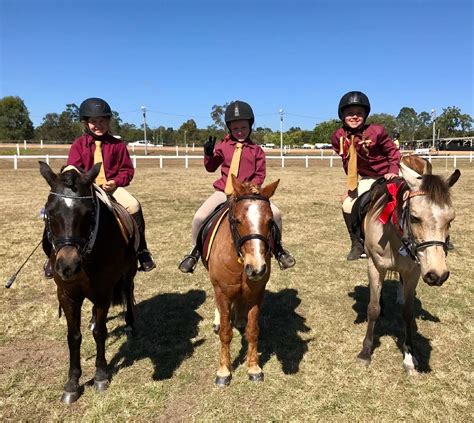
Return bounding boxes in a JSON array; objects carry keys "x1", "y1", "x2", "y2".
[
  {"x1": 215, "y1": 296, "x2": 233, "y2": 387},
  {"x1": 232, "y1": 297, "x2": 247, "y2": 332},
  {"x1": 92, "y1": 305, "x2": 110, "y2": 391},
  {"x1": 213, "y1": 307, "x2": 220, "y2": 334},
  {"x1": 246, "y1": 302, "x2": 264, "y2": 382},
  {"x1": 357, "y1": 260, "x2": 385, "y2": 365},
  {"x1": 60, "y1": 294, "x2": 84, "y2": 403},
  {"x1": 401, "y1": 271, "x2": 420, "y2": 375},
  {"x1": 89, "y1": 305, "x2": 96, "y2": 331},
  {"x1": 396, "y1": 275, "x2": 405, "y2": 305}
]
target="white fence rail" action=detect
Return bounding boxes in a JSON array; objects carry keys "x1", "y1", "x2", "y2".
[{"x1": 1, "y1": 153, "x2": 472, "y2": 170}]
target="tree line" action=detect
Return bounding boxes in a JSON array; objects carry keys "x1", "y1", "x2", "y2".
[{"x1": 0, "y1": 96, "x2": 472, "y2": 147}]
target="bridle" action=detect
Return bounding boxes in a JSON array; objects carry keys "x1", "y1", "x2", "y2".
[
  {"x1": 400, "y1": 190, "x2": 449, "y2": 263},
  {"x1": 228, "y1": 194, "x2": 272, "y2": 263},
  {"x1": 45, "y1": 189, "x2": 100, "y2": 256}
]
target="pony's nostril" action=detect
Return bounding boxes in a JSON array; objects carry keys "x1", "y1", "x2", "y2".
[{"x1": 245, "y1": 264, "x2": 253, "y2": 277}]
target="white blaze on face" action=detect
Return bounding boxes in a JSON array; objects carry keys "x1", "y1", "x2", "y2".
[
  {"x1": 246, "y1": 202, "x2": 266, "y2": 266},
  {"x1": 63, "y1": 197, "x2": 74, "y2": 208}
]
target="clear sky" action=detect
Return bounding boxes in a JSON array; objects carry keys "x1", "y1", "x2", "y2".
[{"x1": 1, "y1": 0, "x2": 472, "y2": 131}]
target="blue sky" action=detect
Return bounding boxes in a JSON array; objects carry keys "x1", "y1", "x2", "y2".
[{"x1": 1, "y1": 0, "x2": 472, "y2": 130}]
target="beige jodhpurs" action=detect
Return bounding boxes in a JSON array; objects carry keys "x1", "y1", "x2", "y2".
[
  {"x1": 111, "y1": 187, "x2": 140, "y2": 214},
  {"x1": 341, "y1": 177, "x2": 377, "y2": 214},
  {"x1": 191, "y1": 191, "x2": 282, "y2": 244}
]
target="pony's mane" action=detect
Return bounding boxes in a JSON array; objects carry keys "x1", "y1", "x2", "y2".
[
  {"x1": 236, "y1": 182, "x2": 261, "y2": 196},
  {"x1": 60, "y1": 169, "x2": 81, "y2": 191},
  {"x1": 369, "y1": 174, "x2": 452, "y2": 221},
  {"x1": 421, "y1": 174, "x2": 452, "y2": 207}
]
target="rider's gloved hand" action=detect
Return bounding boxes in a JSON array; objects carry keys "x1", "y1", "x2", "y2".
[{"x1": 203, "y1": 136, "x2": 216, "y2": 156}]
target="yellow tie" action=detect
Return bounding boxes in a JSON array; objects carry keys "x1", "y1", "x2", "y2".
[
  {"x1": 224, "y1": 142, "x2": 243, "y2": 195},
  {"x1": 347, "y1": 135, "x2": 358, "y2": 191},
  {"x1": 94, "y1": 140, "x2": 107, "y2": 186}
]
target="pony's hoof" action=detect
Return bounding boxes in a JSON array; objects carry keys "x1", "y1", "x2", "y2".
[
  {"x1": 356, "y1": 353, "x2": 371, "y2": 367},
  {"x1": 94, "y1": 379, "x2": 109, "y2": 391},
  {"x1": 61, "y1": 390, "x2": 82, "y2": 404},
  {"x1": 213, "y1": 324, "x2": 220, "y2": 334},
  {"x1": 215, "y1": 374, "x2": 231, "y2": 387},
  {"x1": 404, "y1": 365, "x2": 418, "y2": 376},
  {"x1": 248, "y1": 372, "x2": 264, "y2": 382}
]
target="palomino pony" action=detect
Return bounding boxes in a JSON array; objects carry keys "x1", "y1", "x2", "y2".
[
  {"x1": 359, "y1": 156, "x2": 460, "y2": 374},
  {"x1": 39, "y1": 162, "x2": 137, "y2": 403},
  {"x1": 208, "y1": 175, "x2": 279, "y2": 386}
]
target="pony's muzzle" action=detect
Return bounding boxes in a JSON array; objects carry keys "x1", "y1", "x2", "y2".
[
  {"x1": 245, "y1": 263, "x2": 267, "y2": 281},
  {"x1": 55, "y1": 246, "x2": 82, "y2": 281},
  {"x1": 423, "y1": 270, "x2": 450, "y2": 286}
]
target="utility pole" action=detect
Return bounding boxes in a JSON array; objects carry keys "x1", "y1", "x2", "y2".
[
  {"x1": 141, "y1": 106, "x2": 148, "y2": 155},
  {"x1": 431, "y1": 109, "x2": 436, "y2": 149},
  {"x1": 279, "y1": 109, "x2": 284, "y2": 157}
]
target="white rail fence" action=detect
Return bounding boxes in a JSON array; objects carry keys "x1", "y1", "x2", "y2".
[{"x1": 1, "y1": 153, "x2": 472, "y2": 170}]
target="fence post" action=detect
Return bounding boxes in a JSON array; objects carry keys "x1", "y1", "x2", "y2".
[
  {"x1": 453, "y1": 156, "x2": 457, "y2": 168},
  {"x1": 176, "y1": 146, "x2": 179, "y2": 156},
  {"x1": 132, "y1": 156, "x2": 137, "y2": 168},
  {"x1": 24, "y1": 140, "x2": 27, "y2": 150},
  {"x1": 46, "y1": 155, "x2": 50, "y2": 165},
  {"x1": 40, "y1": 139, "x2": 43, "y2": 149},
  {"x1": 305, "y1": 156, "x2": 308, "y2": 168},
  {"x1": 16, "y1": 144, "x2": 20, "y2": 155},
  {"x1": 281, "y1": 156, "x2": 285, "y2": 168},
  {"x1": 185, "y1": 155, "x2": 189, "y2": 169},
  {"x1": 470, "y1": 151, "x2": 472, "y2": 163},
  {"x1": 330, "y1": 156, "x2": 333, "y2": 168},
  {"x1": 159, "y1": 156, "x2": 163, "y2": 169},
  {"x1": 14, "y1": 155, "x2": 18, "y2": 170}
]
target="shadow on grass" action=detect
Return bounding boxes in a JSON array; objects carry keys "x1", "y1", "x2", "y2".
[
  {"x1": 231, "y1": 288, "x2": 311, "y2": 375},
  {"x1": 108, "y1": 289, "x2": 206, "y2": 380},
  {"x1": 348, "y1": 279, "x2": 440, "y2": 372}
]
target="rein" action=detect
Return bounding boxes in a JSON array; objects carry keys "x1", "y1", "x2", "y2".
[
  {"x1": 45, "y1": 189, "x2": 100, "y2": 256},
  {"x1": 228, "y1": 194, "x2": 272, "y2": 262},
  {"x1": 399, "y1": 190, "x2": 449, "y2": 262}
]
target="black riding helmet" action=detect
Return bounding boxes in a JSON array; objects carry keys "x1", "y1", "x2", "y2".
[
  {"x1": 225, "y1": 101, "x2": 255, "y2": 130},
  {"x1": 79, "y1": 98, "x2": 112, "y2": 120},
  {"x1": 338, "y1": 91, "x2": 371, "y2": 120}
]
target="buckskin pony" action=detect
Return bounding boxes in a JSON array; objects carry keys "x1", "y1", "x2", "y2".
[
  {"x1": 39, "y1": 161, "x2": 137, "y2": 403},
  {"x1": 359, "y1": 156, "x2": 460, "y2": 374},
  {"x1": 207, "y1": 175, "x2": 279, "y2": 386}
]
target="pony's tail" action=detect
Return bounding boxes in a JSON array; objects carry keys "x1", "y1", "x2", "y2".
[{"x1": 112, "y1": 276, "x2": 128, "y2": 307}]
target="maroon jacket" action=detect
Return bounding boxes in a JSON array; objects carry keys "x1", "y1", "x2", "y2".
[
  {"x1": 331, "y1": 124, "x2": 400, "y2": 177},
  {"x1": 67, "y1": 133, "x2": 134, "y2": 187},
  {"x1": 204, "y1": 135, "x2": 266, "y2": 192}
]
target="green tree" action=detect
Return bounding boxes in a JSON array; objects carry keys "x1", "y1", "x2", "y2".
[
  {"x1": 0, "y1": 96, "x2": 34, "y2": 140},
  {"x1": 313, "y1": 119, "x2": 340, "y2": 144},
  {"x1": 396, "y1": 107, "x2": 418, "y2": 140},
  {"x1": 210, "y1": 104, "x2": 229, "y2": 130},
  {"x1": 436, "y1": 106, "x2": 473, "y2": 137}
]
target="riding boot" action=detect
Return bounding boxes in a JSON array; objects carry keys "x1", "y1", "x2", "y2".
[
  {"x1": 42, "y1": 226, "x2": 54, "y2": 279},
  {"x1": 178, "y1": 245, "x2": 201, "y2": 273},
  {"x1": 343, "y1": 212, "x2": 365, "y2": 261},
  {"x1": 131, "y1": 210, "x2": 156, "y2": 272},
  {"x1": 271, "y1": 223, "x2": 296, "y2": 270}
]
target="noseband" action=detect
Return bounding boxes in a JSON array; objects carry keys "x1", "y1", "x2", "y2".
[
  {"x1": 228, "y1": 194, "x2": 272, "y2": 262},
  {"x1": 45, "y1": 190, "x2": 100, "y2": 256},
  {"x1": 400, "y1": 190, "x2": 449, "y2": 262}
]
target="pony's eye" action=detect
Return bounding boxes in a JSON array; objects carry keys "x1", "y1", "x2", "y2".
[{"x1": 410, "y1": 215, "x2": 421, "y2": 224}]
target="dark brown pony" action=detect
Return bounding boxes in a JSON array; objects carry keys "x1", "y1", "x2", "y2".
[
  {"x1": 39, "y1": 162, "x2": 137, "y2": 403},
  {"x1": 359, "y1": 156, "x2": 460, "y2": 374},
  {"x1": 208, "y1": 175, "x2": 279, "y2": 386}
]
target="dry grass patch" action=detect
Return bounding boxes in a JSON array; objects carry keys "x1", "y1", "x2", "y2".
[{"x1": 0, "y1": 161, "x2": 472, "y2": 421}]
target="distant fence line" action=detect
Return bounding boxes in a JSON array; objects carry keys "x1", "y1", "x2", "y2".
[{"x1": 1, "y1": 153, "x2": 472, "y2": 170}]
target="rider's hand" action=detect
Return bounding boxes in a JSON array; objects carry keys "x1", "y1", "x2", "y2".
[
  {"x1": 102, "y1": 180, "x2": 117, "y2": 192},
  {"x1": 384, "y1": 173, "x2": 398, "y2": 180},
  {"x1": 203, "y1": 136, "x2": 216, "y2": 156}
]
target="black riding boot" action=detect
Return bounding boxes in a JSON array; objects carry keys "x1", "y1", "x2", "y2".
[
  {"x1": 343, "y1": 212, "x2": 365, "y2": 261},
  {"x1": 42, "y1": 226, "x2": 54, "y2": 279},
  {"x1": 272, "y1": 224, "x2": 296, "y2": 270},
  {"x1": 178, "y1": 245, "x2": 201, "y2": 273},
  {"x1": 131, "y1": 210, "x2": 156, "y2": 272}
]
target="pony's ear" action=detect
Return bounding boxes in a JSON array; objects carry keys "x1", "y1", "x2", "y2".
[
  {"x1": 39, "y1": 161, "x2": 57, "y2": 187},
  {"x1": 83, "y1": 162, "x2": 102, "y2": 186},
  {"x1": 231, "y1": 174, "x2": 244, "y2": 197},
  {"x1": 446, "y1": 169, "x2": 461, "y2": 187},
  {"x1": 400, "y1": 162, "x2": 422, "y2": 190},
  {"x1": 261, "y1": 179, "x2": 280, "y2": 199}
]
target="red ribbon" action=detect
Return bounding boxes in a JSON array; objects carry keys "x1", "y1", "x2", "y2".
[{"x1": 378, "y1": 182, "x2": 401, "y2": 226}]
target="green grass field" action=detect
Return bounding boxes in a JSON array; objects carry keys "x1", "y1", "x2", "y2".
[{"x1": 0, "y1": 160, "x2": 472, "y2": 421}]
